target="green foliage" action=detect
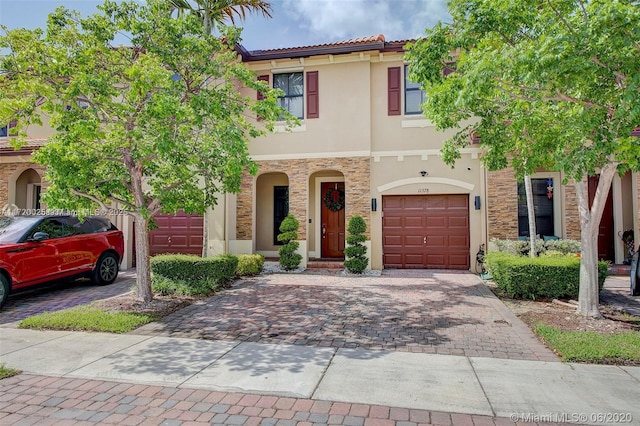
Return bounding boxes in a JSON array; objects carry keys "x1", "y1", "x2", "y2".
[
  {"x1": 277, "y1": 214, "x2": 302, "y2": 270},
  {"x1": 236, "y1": 254, "x2": 265, "y2": 276},
  {"x1": 18, "y1": 306, "x2": 154, "y2": 333},
  {"x1": 344, "y1": 215, "x2": 368, "y2": 274},
  {"x1": 407, "y1": 0, "x2": 640, "y2": 181},
  {"x1": 485, "y1": 252, "x2": 608, "y2": 300},
  {"x1": 151, "y1": 253, "x2": 238, "y2": 291},
  {"x1": 0, "y1": 364, "x2": 20, "y2": 380},
  {"x1": 491, "y1": 238, "x2": 582, "y2": 257},
  {"x1": 0, "y1": 0, "x2": 288, "y2": 300},
  {"x1": 535, "y1": 324, "x2": 640, "y2": 363}
]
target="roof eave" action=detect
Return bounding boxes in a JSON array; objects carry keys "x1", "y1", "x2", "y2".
[{"x1": 242, "y1": 41, "x2": 386, "y2": 62}]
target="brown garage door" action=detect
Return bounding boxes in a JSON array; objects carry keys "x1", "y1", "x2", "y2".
[
  {"x1": 383, "y1": 195, "x2": 470, "y2": 269},
  {"x1": 149, "y1": 211, "x2": 204, "y2": 256}
]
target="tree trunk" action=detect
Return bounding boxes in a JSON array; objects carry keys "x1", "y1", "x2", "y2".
[
  {"x1": 524, "y1": 174, "x2": 537, "y2": 258},
  {"x1": 133, "y1": 212, "x2": 154, "y2": 303},
  {"x1": 575, "y1": 162, "x2": 617, "y2": 317}
]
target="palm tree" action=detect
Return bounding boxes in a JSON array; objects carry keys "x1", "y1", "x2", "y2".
[{"x1": 167, "y1": 0, "x2": 272, "y2": 34}]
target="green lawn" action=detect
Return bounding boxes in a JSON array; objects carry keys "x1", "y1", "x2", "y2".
[
  {"x1": 0, "y1": 364, "x2": 20, "y2": 380},
  {"x1": 19, "y1": 306, "x2": 155, "y2": 333},
  {"x1": 536, "y1": 324, "x2": 640, "y2": 363}
]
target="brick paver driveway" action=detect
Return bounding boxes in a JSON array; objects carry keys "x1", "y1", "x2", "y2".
[
  {"x1": 135, "y1": 270, "x2": 557, "y2": 362},
  {"x1": 0, "y1": 270, "x2": 135, "y2": 325}
]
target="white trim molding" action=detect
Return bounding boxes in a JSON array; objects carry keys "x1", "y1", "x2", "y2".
[
  {"x1": 377, "y1": 177, "x2": 475, "y2": 193},
  {"x1": 372, "y1": 148, "x2": 483, "y2": 162},
  {"x1": 252, "y1": 151, "x2": 370, "y2": 161}
]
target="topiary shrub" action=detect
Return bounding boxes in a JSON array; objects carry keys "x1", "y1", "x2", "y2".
[
  {"x1": 344, "y1": 215, "x2": 368, "y2": 274},
  {"x1": 150, "y1": 254, "x2": 238, "y2": 295},
  {"x1": 236, "y1": 254, "x2": 265, "y2": 277},
  {"x1": 485, "y1": 251, "x2": 608, "y2": 300},
  {"x1": 277, "y1": 214, "x2": 302, "y2": 270}
]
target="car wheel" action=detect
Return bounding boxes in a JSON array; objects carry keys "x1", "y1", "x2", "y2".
[
  {"x1": 92, "y1": 252, "x2": 119, "y2": 286},
  {"x1": 0, "y1": 274, "x2": 9, "y2": 308}
]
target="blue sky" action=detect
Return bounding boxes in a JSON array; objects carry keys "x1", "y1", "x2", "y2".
[{"x1": 0, "y1": 0, "x2": 451, "y2": 51}]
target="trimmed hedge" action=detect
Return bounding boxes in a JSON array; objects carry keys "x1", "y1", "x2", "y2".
[
  {"x1": 150, "y1": 254, "x2": 238, "y2": 294},
  {"x1": 236, "y1": 254, "x2": 265, "y2": 277},
  {"x1": 485, "y1": 251, "x2": 609, "y2": 300}
]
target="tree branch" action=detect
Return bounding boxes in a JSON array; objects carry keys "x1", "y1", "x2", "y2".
[{"x1": 70, "y1": 189, "x2": 110, "y2": 212}]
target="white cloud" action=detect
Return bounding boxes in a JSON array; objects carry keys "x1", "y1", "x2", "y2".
[{"x1": 282, "y1": 0, "x2": 450, "y2": 43}]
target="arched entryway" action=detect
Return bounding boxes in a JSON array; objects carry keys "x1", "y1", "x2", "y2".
[
  {"x1": 310, "y1": 170, "x2": 345, "y2": 259},
  {"x1": 13, "y1": 168, "x2": 42, "y2": 209},
  {"x1": 255, "y1": 172, "x2": 289, "y2": 256}
]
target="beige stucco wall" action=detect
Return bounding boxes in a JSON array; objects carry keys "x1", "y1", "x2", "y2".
[
  {"x1": 370, "y1": 153, "x2": 484, "y2": 270},
  {"x1": 247, "y1": 55, "x2": 373, "y2": 157}
]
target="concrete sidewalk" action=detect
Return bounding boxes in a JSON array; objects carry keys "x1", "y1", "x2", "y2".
[{"x1": 2, "y1": 328, "x2": 639, "y2": 424}]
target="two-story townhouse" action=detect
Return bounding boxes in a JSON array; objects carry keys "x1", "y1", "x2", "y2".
[
  {"x1": 202, "y1": 35, "x2": 484, "y2": 271},
  {"x1": 2, "y1": 35, "x2": 639, "y2": 271}
]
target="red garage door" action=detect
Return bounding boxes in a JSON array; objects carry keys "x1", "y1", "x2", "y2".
[
  {"x1": 149, "y1": 211, "x2": 204, "y2": 256},
  {"x1": 383, "y1": 195, "x2": 470, "y2": 269}
]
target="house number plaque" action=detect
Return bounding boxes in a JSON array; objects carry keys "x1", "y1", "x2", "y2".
[{"x1": 417, "y1": 188, "x2": 429, "y2": 193}]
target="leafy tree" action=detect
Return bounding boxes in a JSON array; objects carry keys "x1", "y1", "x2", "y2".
[
  {"x1": 166, "y1": 0, "x2": 272, "y2": 34},
  {"x1": 344, "y1": 215, "x2": 368, "y2": 274},
  {"x1": 277, "y1": 214, "x2": 302, "y2": 270},
  {"x1": 407, "y1": 0, "x2": 640, "y2": 317},
  {"x1": 0, "y1": 0, "x2": 283, "y2": 302}
]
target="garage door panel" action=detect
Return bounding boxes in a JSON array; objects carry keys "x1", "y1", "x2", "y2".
[
  {"x1": 426, "y1": 216, "x2": 446, "y2": 227},
  {"x1": 425, "y1": 254, "x2": 445, "y2": 267},
  {"x1": 426, "y1": 235, "x2": 445, "y2": 246},
  {"x1": 405, "y1": 254, "x2": 426, "y2": 266},
  {"x1": 448, "y1": 254, "x2": 471, "y2": 269},
  {"x1": 404, "y1": 216, "x2": 424, "y2": 226},
  {"x1": 404, "y1": 235, "x2": 424, "y2": 246},
  {"x1": 383, "y1": 195, "x2": 470, "y2": 269},
  {"x1": 425, "y1": 196, "x2": 446, "y2": 209},
  {"x1": 402, "y1": 197, "x2": 426, "y2": 210},
  {"x1": 447, "y1": 196, "x2": 469, "y2": 208},
  {"x1": 448, "y1": 216, "x2": 469, "y2": 228},
  {"x1": 448, "y1": 235, "x2": 469, "y2": 247}
]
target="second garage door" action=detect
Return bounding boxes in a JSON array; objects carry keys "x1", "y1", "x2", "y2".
[
  {"x1": 383, "y1": 195, "x2": 470, "y2": 269},
  {"x1": 149, "y1": 211, "x2": 204, "y2": 256}
]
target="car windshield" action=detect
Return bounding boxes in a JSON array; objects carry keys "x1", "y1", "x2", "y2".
[{"x1": 0, "y1": 216, "x2": 41, "y2": 244}]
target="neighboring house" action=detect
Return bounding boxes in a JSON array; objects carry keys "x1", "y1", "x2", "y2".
[{"x1": 1, "y1": 35, "x2": 639, "y2": 270}]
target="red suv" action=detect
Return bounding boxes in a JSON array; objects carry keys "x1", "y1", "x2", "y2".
[{"x1": 0, "y1": 215, "x2": 124, "y2": 308}]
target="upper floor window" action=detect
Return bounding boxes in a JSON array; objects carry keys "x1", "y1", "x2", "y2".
[
  {"x1": 404, "y1": 65, "x2": 426, "y2": 115},
  {"x1": 274, "y1": 72, "x2": 303, "y2": 119},
  {"x1": 0, "y1": 125, "x2": 7, "y2": 138}
]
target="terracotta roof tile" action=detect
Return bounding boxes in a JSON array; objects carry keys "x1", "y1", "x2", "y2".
[{"x1": 250, "y1": 34, "x2": 386, "y2": 55}]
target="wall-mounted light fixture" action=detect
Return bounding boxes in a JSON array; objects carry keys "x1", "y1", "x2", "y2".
[
  {"x1": 371, "y1": 198, "x2": 377, "y2": 212},
  {"x1": 474, "y1": 196, "x2": 481, "y2": 210},
  {"x1": 420, "y1": 170, "x2": 428, "y2": 177}
]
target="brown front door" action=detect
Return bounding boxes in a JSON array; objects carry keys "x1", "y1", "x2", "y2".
[
  {"x1": 321, "y1": 182, "x2": 345, "y2": 258},
  {"x1": 588, "y1": 175, "x2": 615, "y2": 262}
]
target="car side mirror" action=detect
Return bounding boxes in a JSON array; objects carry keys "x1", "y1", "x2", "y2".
[{"x1": 29, "y1": 232, "x2": 49, "y2": 242}]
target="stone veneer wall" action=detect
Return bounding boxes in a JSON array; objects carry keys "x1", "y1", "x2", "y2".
[
  {"x1": 236, "y1": 157, "x2": 371, "y2": 240},
  {"x1": 563, "y1": 180, "x2": 581, "y2": 240},
  {"x1": 0, "y1": 161, "x2": 45, "y2": 207},
  {"x1": 486, "y1": 168, "x2": 519, "y2": 239}
]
